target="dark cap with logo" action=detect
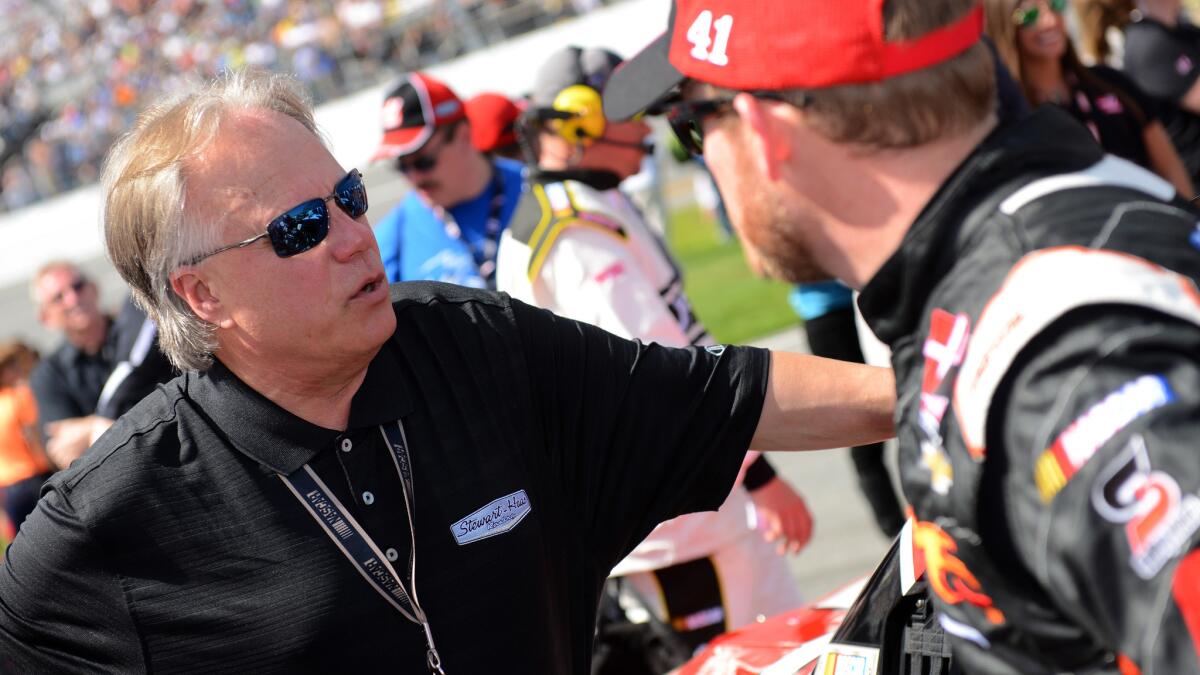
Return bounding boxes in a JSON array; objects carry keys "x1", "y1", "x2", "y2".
[{"x1": 373, "y1": 72, "x2": 467, "y2": 161}]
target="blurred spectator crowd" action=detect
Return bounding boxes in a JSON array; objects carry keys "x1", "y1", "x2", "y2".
[{"x1": 0, "y1": 0, "x2": 609, "y2": 213}]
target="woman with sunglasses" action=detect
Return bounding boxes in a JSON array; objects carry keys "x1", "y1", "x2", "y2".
[{"x1": 985, "y1": 0, "x2": 1194, "y2": 195}]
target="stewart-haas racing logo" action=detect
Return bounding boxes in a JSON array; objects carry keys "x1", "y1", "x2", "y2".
[
  {"x1": 918, "y1": 309, "x2": 971, "y2": 495},
  {"x1": 451, "y1": 490, "x2": 532, "y2": 545}
]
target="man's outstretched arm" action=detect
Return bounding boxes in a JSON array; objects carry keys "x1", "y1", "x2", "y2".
[{"x1": 751, "y1": 352, "x2": 895, "y2": 451}]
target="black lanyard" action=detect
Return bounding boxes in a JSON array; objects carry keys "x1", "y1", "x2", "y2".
[
  {"x1": 280, "y1": 421, "x2": 446, "y2": 674},
  {"x1": 438, "y1": 169, "x2": 505, "y2": 289}
]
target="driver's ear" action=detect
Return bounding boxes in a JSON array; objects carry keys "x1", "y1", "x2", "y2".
[{"x1": 732, "y1": 93, "x2": 793, "y2": 182}]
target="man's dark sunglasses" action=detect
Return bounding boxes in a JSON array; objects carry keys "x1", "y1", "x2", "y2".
[
  {"x1": 395, "y1": 123, "x2": 457, "y2": 174},
  {"x1": 397, "y1": 153, "x2": 439, "y2": 174},
  {"x1": 662, "y1": 92, "x2": 793, "y2": 157},
  {"x1": 664, "y1": 98, "x2": 734, "y2": 157},
  {"x1": 185, "y1": 169, "x2": 368, "y2": 265},
  {"x1": 47, "y1": 277, "x2": 89, "y2": 306}
]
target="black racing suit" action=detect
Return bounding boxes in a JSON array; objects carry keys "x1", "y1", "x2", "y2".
[{"x1": 858, "y1": 106, "x2": 1200, "y2": 674}]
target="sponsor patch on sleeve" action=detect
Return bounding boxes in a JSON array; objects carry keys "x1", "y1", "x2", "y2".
[
  {"x1": 912, "y1": 519, "x2": 1005, "y2": 625},
  {"x1": 1035, "y1": 375, "x2": 1174, "y2": 502},
  {"x1": 918, "y1": 309, "x2": 970, "y2": 491},
  {"x1": 954, "y1": 247, "x2": 1200, "y2": 460},
  {"x1": 1091, "y1": 435, "x2": 1200, "y2": 579}
]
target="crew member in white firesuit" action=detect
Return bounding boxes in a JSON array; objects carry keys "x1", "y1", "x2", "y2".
[{"x1": 495, "y1": 45, "x2": 811, "y2": 652}]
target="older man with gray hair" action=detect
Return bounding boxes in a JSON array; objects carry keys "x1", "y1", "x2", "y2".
[{"x1": 0, "y1": 70, "x2": 894, "y2": 673}]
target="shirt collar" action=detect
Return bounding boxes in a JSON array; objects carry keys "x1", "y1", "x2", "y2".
[
  {"x1": 185, "y1": 343, "x2": 414, "y2": 475},
  {"x1": 858, "y1": 106, "x2": 1103, "y2": 346},
  {"x1": 59, "y1": 316, "x2": 116, "y2": 364},
  {"x1": 532, "y1": 168, "x2": 623, "y2": 191}
]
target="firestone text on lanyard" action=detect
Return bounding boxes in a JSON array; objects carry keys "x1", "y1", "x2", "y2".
[{"x1": 279, "y1": 422, "x2": 447, "y2": 674}]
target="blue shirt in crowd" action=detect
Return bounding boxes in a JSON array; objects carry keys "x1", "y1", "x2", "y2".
[
  {"x1": 788, "y1": 281, "x2": 853, "y2": 321},
  {"x1": 374, "y1": 157, "x2": 525, "y2": 287}
]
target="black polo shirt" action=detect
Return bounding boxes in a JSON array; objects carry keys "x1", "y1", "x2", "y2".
[
  {"x1": 29, "y1": 298, "x2": 175, "y2": 431},
  {"x1": 0, "y1": 282, "x2": 768, "y2": 674},
  {"x1": 28, "y1": 317, "x2": 119, "y2": 428},
  {"x1": 1060, "y1": 66, "x2": 1156, "y2": 169},
  {"x1": 1123, "y1": 17, "x2": 1200, "y2": 183},
  {"x1": 1124, "y1": 17, "x2": 1200, "y2": 102}
]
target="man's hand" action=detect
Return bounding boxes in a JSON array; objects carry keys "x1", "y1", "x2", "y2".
[
  {"x1": 750, "y1": 476, "x2": 813, "y2": 555},
  {"x1": 44, "y1": 415, "x2": 113, "y2": 469}
]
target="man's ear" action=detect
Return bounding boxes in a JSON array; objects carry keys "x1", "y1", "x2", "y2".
[
  {"x1": 170, "y1": 270, "x2": 233, "y2": 329},
  {"x1": 732, "y1": 93, "x2": 794, "y2": 182}
]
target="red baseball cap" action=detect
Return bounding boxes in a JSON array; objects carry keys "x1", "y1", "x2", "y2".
[
  {"x1": 604, "y1": 0, "x2": 985, "y2": 120},
  {"x1": 464, "y1": 93, "x2": 523, "y2": 153},
  {"x1": 373, "y1": 72, "x2": 467, "y2": 161}
]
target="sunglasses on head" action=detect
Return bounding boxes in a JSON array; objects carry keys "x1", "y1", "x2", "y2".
[
  {"x1": 1013, "y1": 0, "x2": 1067, "y2": 28},
  {"x1": 184, "y1": 169, "x2": 368, "y2": 266}
]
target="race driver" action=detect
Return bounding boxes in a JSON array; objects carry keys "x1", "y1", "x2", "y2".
[{"x1": 605, "y1": 0, "x2": 1200, "y2": 672}]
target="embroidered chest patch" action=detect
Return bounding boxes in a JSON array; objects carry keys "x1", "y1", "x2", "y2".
[{"x1": 451, "y1": 490, "x2": 532, "y2": 545}]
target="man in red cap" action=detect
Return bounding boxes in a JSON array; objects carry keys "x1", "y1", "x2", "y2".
[
  {"x1": 463, "y1": 92, "x2": 524, "y2": 160},
  {"x1": 372, "y1": 72, "x2": 525, "y2": 289},
  {"x1": 607, "y1": 0, "x2": 1200, "y2": 672}
]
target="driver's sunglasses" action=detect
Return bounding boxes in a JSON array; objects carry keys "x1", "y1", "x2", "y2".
[
  {"x1": 664, "y1": 92, "x2": 791, "y2": 156},
  {"x1": 665, "y1": 98, "x2": 735, "y2": 157},
  {"x1": 184, "y1": 169, "x2": 368, "y2": 266},
  {"x1": 1013, "y1": 0, "x2": 1067, "y2": 28}
]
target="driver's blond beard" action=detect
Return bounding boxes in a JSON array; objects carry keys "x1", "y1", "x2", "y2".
[{"x1": 735, "y1": 167, "x2": 831, "y2": 285}]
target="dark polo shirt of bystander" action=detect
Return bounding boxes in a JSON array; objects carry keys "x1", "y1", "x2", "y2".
[
  {"x1": 29, "y1": 316, "x2": 119, "y2": 428},
  {"x1": 0, "y1": 282, "x2": 769, "y2": 674},
  {"x1": 1123, "y1": 17, "x2": 1200, "y2": 185}
]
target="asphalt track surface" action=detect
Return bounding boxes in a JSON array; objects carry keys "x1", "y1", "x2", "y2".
[{"x1": 0, "y1": 162, "x2": 897, "y2": 605}]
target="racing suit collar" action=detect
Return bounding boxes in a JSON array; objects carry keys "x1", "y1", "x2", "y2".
[
  {"x1": 858, "y1": 106, "x2": 1106, "y2": 348},
  {"x1": 531, "y1": 168, "x2": 624, "y2": 191}
]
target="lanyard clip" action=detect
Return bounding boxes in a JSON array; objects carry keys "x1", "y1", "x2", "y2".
[{"x1": 427, "y1": 647, "x2": 446, "y2": 674}]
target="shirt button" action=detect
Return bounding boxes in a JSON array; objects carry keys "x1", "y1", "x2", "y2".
[
  {"x1": 385, "y1": 548, "x2": 399, "y2": 562},
  {"x1": 340, "y1": 438, "x2": 353, "y2": 453},
  {"x1": 362, "y1": 491, "x2": 375, "y2": 505}
]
